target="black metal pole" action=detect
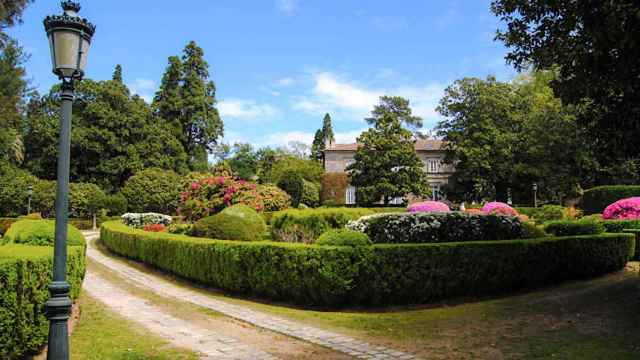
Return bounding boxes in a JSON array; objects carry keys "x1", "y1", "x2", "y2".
[{"x1": 46, "y1": 81, "x2": 74, "y2": 360}]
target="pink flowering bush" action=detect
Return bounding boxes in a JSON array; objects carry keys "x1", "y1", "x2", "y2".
[
  {"x1": 482, "y1": 202, "x2": 518, "y2": 217},
  {"x1": 178, "y1": 176, "x2": 264, "y2": 222},
  {"x1": 407, "y1": 201, "x2": 451, "y2": 213},
  {"x1": 602, "y1": 197, "x2": 640, "y2": 220}
]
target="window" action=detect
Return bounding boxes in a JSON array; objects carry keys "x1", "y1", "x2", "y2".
[
  {"x1": 427, "y1": 159, "x2": 441, "y2": 173},
  {"x1": 346, "y1": 185, "x2": 357, "y2": 205},
  {"x1": 431, "y1": 183, "x2": 442, "y2": 200},
  {"x1": 390, "y1": 196, "x2": 404, "y2": 205}
]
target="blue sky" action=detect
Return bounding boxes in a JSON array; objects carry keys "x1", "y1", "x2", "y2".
[{"x1": 10, "y1": 0, "x2": 515, "y2": 149}]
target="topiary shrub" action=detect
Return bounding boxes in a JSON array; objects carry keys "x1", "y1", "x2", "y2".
[
  {"x1": 2, "y1": 220, "x2": 85, "y2": 246},
  {"x1": 122, "y1": 168, "x2": 183, "y2": 214},
  {"x1": 544, "y1": 219, "x2": 605, "y2": 237},
  {"x1": 277, "y1": 171, "x2": 304, "y2": 207},
  {"x1": 271, "y1": 208, "x2": 375, "y2": 243},
  {"x1": 482, "y1": 202, "x2": 518, "y2": 216},
  {"x1": 179, "y1": 176, "x2": 263, "y2": 222},
  {"x1": 583, "y1": 185, "x2": 640, "y2": 215},
  {"x1": 191, "y1": 205, "x2": 266, "y2": 241},
  {"x1": 301, "y1": 180, "x2": 320, "y2": 208},
  {"x1": 602, "y1": 197, "x2": 640, "y2": 220},
  {"x1": 622, "y1": 229, "x2": 640, "y2": 260},
  {"x1": 316, "y1": 229, "x2": 372, "y2": 247},
  {"x1": 320, "y1": 172, "x2": 349, "y2": 205},
  {"x1": 257, "y1": 185, "x2": 291, "y2": 212},
  {"x1": 407, "y1": 201, "x2": 450, "y2": 213},
  {"x1": 347, "y1": 212, "x2": 523, "y2": 244}
]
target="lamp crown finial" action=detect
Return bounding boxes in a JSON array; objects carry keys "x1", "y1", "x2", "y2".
[{"x1": 61, "y1": 1, "x2": 81, "y2": 14}]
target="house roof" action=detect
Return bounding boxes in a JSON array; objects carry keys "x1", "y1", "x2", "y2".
[{"x1": 326, "y1": 139, "x2": 445, "y2": 151}]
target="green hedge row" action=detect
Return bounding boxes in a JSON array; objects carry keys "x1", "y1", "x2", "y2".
[
  {"x1": 0, "y1": 245, "x2": 85, "y2": 358},
  {"x1": 582, "y1": 185, "x2": 640, "y2": 215},
  {"x1": 101, "y1": 221, "x2": 633, "y2": 307},
  {"x1": 622, "y1": 229, "x2": 640, "y2": 260}
]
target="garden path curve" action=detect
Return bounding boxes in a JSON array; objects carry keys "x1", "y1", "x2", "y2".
[{"x1": 83, "y1": 231, "x2": 422, "y2": 360}]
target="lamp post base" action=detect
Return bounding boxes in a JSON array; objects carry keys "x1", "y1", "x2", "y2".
[{"x1": 46, "y1": 281, "x2": 72, "y2": 360}]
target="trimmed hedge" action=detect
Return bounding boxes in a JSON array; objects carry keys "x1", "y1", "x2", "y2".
[
  {"x1": 0, "y1": 245, "x2": 85, "y2": 358},
  {"x1": 317, "y1": 229, "x2": 372, "y2": 247},
  {"x1": 2, "y1": 220, "x2": 85, "y2": 246},
  {"x1": 347, "y1": 212, "x2": 524, "y2": 244},
  {"x1": 191, "y1": 205, "x2": 266, "y2": 241},
  {"x1": 0, "y1": 217, "x2": 16, "y2": 236},
  {"x1": 599, "y1": 219, "x2": 640, "y2": 233},
  {"x1": 271, "y1": 208, "x2": 375, "y2": 243},
  {"x1": 544, "y1": 219, "x2": 605, "y2": 237},
  {"x1": 622, "y1": 229, "x2": 640, "y2": 260},
  {"x1": 102, "y1": 221, "x2": 633, "y2": 307},
  {"x1": 583, "y1": 185, "x2": 640, "y2": 215}
]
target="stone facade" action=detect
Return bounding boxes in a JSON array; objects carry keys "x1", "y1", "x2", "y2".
[{"x1": 323, "y1": 139, "x2": 454, "y2": 204}]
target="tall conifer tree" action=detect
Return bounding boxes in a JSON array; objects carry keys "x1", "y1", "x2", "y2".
[{"x1": 112, "y1": 64, "x2": 123, "y2": 83}]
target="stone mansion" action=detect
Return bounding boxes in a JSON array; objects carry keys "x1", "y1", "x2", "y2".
[{"x1": 323, "y1": 139, "x2": 455, "y2": 204}]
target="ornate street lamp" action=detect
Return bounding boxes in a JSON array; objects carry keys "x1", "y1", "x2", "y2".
[
  {"x1": 43, "y1": 2, "x2": 95, "y2": 359},
  {"x1": 532, "y1": 183, "x2": 538, "y2": 208},
  {"x1": 27, "y1": 185, "x2": 33, "y2": 214}
]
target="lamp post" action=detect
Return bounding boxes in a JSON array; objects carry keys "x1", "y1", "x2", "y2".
[
  {"x1": 43, "y1": 2, "x2": 95, "y2": 359},
  {"x1": 27, "y1": 185, "x2": 33, "y2": 214},
  {"x1": 533, "y1": 183, "x2": 538, "y2": 208}
]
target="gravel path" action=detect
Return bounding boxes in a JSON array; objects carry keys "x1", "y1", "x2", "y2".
[{"x1": 84, "y1": 231, "x2": 421, "y2": 360}]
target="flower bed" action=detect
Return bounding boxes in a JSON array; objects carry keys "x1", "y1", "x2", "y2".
[{"x1": 101, "y1": 221, "x2": 633, "y2": 307}]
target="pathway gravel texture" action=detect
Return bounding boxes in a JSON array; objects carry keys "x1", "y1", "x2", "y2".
[{"x1": 83, "y1": 231, "x2": 422, "y2": 359}]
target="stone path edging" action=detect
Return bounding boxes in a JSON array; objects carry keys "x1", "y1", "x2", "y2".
[{"x1": 84, "y1": 231, "x2": 421, "y2": 360}]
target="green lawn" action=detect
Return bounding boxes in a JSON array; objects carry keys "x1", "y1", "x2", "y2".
[{"x1": 70, "y1": 295, "x2": 197, "y2": 360}]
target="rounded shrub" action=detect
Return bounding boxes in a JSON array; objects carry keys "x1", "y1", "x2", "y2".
[
  {"x1": 583, "y1": 185, "x2": 640, "y2": 215},
  {"x1": 482, "y1": 202, "x2": 518, "y2": 216},
  {"x1": 192, "y1": 204, "x2": 266, "y2": 241},
  {"x1": 122, "y1": 168, "x2": 182, "y2": 214},
  {"x1": 407, "y1": 201, "x2": 450, "y2": 213},
  {"x1": 544, "y1": 219, "x2": 605, "y2": 237},
  {"x1": 602, "y1": 197, "x2": 640, "y2": 220},
  {"x1": 271, "y1": 208, "x2": 375, "y2": 243},
  {"x1": 257, "y1": 185, "x2": 291, "y2": 211},
  {"x1": 277, "y1": 171, "x2": 304, "y2": 207},
  {"x1": 301, "y1": 180, "x2": 320, "y2": 208},
  {"x1": 316, "y1": 229, "x2": 372, "y2": 247},
  {"x1": 2, "y1": 220, "x2": 85, "y2": 246}
]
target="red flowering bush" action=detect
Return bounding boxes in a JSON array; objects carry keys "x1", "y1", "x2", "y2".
[
  {"x1": 407, "y1": 201, "x2": 451, "y2": 213},
  {"x1": 143, "y1": 224, "x2": 166, "y2": 232},
  {"x1": 602, "y1": 197, "x2": 640, "y2": 220},
  {"x1": 179, "y1": 176, "x2": 264, "y2": 222},
  {"x1": 482, "y1": 202, "x2": 519, "y2": 217}
]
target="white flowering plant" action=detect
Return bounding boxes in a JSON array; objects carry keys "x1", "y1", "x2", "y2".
[{"x1": 121, "y1": 213, "x2": 173, "y2": 229}]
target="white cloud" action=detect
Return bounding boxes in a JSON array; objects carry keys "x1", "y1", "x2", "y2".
[
  {"x1": 292, "y1": 71, "x2": 446, "y2": 128},
  {"x1": 218, "y1": 98, "x2": 278, "y2": 120},
  {"x1": 128, "y1": 78, "x2": 157, "y2": 103},
  {"x1": 278, "y1": 0, "x2": 299, "y2": 15},
  {"x1": 275, "y1": 77, "x2": 295, "y2": 87},
  {"x1": 251, "y1": 129, "x2": 365, "y2": 148}
]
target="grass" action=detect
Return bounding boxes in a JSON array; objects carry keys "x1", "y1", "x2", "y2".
[
  {"x1": 70, "y1": 295, "x2": 197, "y2": 360},
  {"x1": 93, "y1": 235, "x2": 640, "y2": 359}
]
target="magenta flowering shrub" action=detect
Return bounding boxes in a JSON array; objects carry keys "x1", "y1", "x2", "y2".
[
  {"x1": 179, "y1": 176, "x2": 264, "y2": 222},
  {"x1": 482, "y1": 202, "x2": 518, "y2": 217},
  {"x1": 602, "y1": 197, "x2": 640, "y2": 220},
  {"x1": 407, "y1": 201, "x2": 451, "y2": 213}
]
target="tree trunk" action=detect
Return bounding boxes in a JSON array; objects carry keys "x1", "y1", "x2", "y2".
[{"x1": 92, "y1": 213, "x2": 97, "y2": 230}]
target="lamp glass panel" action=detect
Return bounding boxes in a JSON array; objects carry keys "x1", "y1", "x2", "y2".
[
  {"x1": 79, "y1": 37, "x2": 91, "y2": 72},
  {"x1": 52, "y1": 29, "x2": 80, "y2": 77},
  {"x1": 47, "y1": 34, "x2": 56, "y2": 70}
]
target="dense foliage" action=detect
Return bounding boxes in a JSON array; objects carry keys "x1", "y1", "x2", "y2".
[
  {"x1": 277, "y1": 171, "x2": 304, "y2": 207},
  {"x1": 316, "y1": 229, "x2": 372, "y2": 247},
  {"x1": 348, "y1": 97, "x2": 429, "y2": 205},
  {"x1": 583, "y1": 186, "x2": 640, "y2": 215},
  {"x1": 191, "y1": 204, "x2": 266, "y2": 241},
  {"x1": 179, "y1": 175, "x2": 263, "y2": 221},
  {"x1": 320, "y1": 172, "x2": 349, "y2": 205},
  {"x1": 347, "y1": 212, "x2": 523, "y2": 244},
  {"x1": 544, "y1": 219, "x2": 605, "y2": 237},
  {"x1": 271, "y1": 208, "x2": 375, "y2": 243},
  {"x1": 102, "y1": 221, "x2": 632, "y2": 307},
  {"x1": 257, "y1": 185, "x2": 291, "y2": 212},
  {"x1": 492, "y1": 0, "x2": 640, "y2": 179},
  {"x1": 121, "y1": 213, "x2": 172, "y2": 229},
  {"x1": 121, "y1": 168, "x2": 182, "y2": 214}
]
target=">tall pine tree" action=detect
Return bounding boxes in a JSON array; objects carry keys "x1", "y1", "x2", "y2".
[{"x1": 347, "y1": 110, "x2": 429, "y2": 205}]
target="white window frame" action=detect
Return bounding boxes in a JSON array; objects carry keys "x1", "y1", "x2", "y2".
[{"x1": 346, "y1": 185, "x2": 357, "y2": 205}]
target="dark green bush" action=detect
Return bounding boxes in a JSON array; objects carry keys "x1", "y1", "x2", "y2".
[
  {"x1": 0, "y1": 245, "x2": 85, "y2": 358},
  {"x1": 0, "y1": 166, "x2": 38, "y2": 217},
  {"x1": 622, "y1": 229, "x2": 640, "y2": 260},
  {"x1": 544, "y1": 219, "x2": 605, "y2": 237},
  {"x1": 271, "y1": 208, "x2": 375, "y2": 243},
  {"x1": 583, "y1": 185, "x2": 640, "y2": 215},
  {"x1": 301, "y1": 180, "x2": 320, "y2": 208},
  {"x1": 191, "y1": 205, "x2": 266, "y2": 241},
  {"x1": 101, "y1": 221, "x2": 633, "y2": 307},
  {"x1": 121, "y1": 168, "x2": 182, "y2": 214},
  {"x1": 348, "y1": 212, "x2": 524, "y2": 244},
  {"x1": 599, "y1": 219, "x2": 640, "y2": 233},
  {"x1": 521, "y1": 222, "x2": 547, "y2": 238},
  {"x1": 277, "y1": 171, "x2": 304, "y2": 207},
  {"x1": 317, "y1": 229, "x2": 372, "y2": 247},
  {"x1": 103, "y1": 192, "x2": 128, "y2": 216},
  {"x1": 2, "y1": 220, "x2": 85, "y2": 246}
]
